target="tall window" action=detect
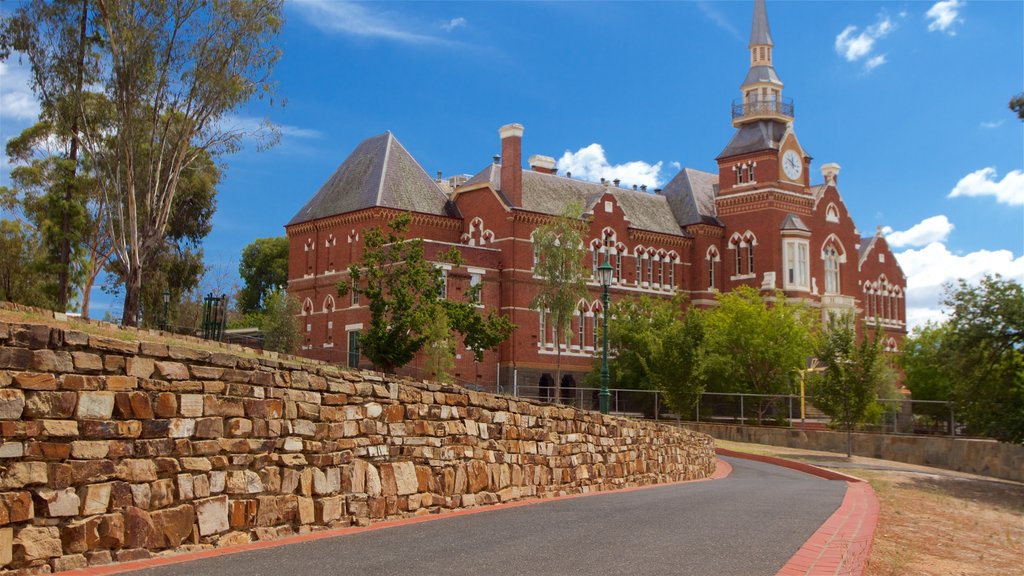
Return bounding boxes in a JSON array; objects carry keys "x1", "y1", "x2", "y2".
[
  {"x1": 591, "y1": 247, "x2": 599, "y2": 279},
  {"x1": 747, "y1": 243, "x2": 755, "y2": 274},
  {"x1": 823, "y1": 246, "x2": 840, "y2": 294},
  {"x1": 783, "y1": 239, "x2": 809, "y2": 290},
  {"x1": 469, "y1": 273, "x2": 482, "y2": 304},
  {"x1": 533, "y1": 242, "x2": 540, "y2": 270},
  {"x1": 612, "y1": 252, "x2": 621, "y2": 283},
  {"x1": 593, "y1": 309, "x2": 600, "y2": 349},
  {"x1": 657, "y1": 259, "x2": 664, "y2": 286},
  {"x1": 735, "y1": 247, "x2": 742, "y2": 275},
  {"x1": 706, "y1": 247, "x2": 719, "y2": 289},
  {"x1": 578, "y1": 313, "x2": 585, "y2": 349},
  {"x1": 635, "y1": 254, "x2": 643, "y2": 285},
  {"x1": 347, "y1": 331, "x2": 361, "y2": 368},
  {"x1": 539, "y1": 310, "x2": 546, "y2": 346},
  {"x1": 437, "y1": 269, "x2": 448, "y2": 299},
  {"x1": 646, "y1": 258, "x2": 653, "y2": 286},
  {"x1": 668, "y1": 258, "x2": 676, "y2": 287}
]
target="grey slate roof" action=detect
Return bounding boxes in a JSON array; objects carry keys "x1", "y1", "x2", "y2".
[
  {"x1": 859, "y1": 236, "x2": 877, "y2": 263},
  {"x1": 459, "y1": 165, "x2": 685, "y2": 237},
  {"x1": 750, "y1": 0, "x2": 773, "y2": 46},
  {"x1": 743, "y1": 65, "x2": 783, "y2": 87},
  {"x1": 780, "y1": 213, "x2": 810, "y2": 232},
  {"x1": 717, "y1": 119, "x2": 789, "y2": 159},
  {"x1": 288, "y1": 132, "x2": 457, "y2": 226},
  {"x1": 661, "y1": 168, "x2": 722, "y2": 227}
]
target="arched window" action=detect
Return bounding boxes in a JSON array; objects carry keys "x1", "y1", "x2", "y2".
[
  {"x1": 730, "y1": 234, "x2": 742, "y2": 275},
  {"x1": 825, "y1": 203, "x2": 840, "y2": 223},
  {"x1": 634, "y1": 246, "x2": 645, "y2": 286},
  {"x1": 706, "y1": 247, "x2": 720, "y2": 290},
  {"x1": 823, "y1": 246, "x2": 840, "y2": 294},
  {"x1": 668, "y1": 252, "x2": 678, "y2": 288},
  {"x1": 743, "y1": 232, "x2": 757, "y2": 275}
]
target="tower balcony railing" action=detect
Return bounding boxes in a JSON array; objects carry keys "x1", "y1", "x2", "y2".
[{"x1": 731, "y1": 97, "x2": 794, "y2": 121}]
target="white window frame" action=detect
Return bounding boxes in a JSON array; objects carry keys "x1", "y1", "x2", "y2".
[{"x1": 783, "y1": 238, "x2": 810, "y2": 290}]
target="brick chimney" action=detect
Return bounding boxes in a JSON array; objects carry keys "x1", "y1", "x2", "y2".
[
  {"x1": 500, "y1": 123, "x2": 524, "y2": 206},
  {"x1": 528, "y1": 154, "x2": 556, "y2": 175}
]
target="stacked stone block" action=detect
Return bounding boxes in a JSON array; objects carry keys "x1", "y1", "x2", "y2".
[{"x1": 0, "y1": 320, "x2": 715, "y2": 574}]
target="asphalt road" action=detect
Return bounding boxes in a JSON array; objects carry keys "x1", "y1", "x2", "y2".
[{"x1": 129, "y1": 457, "x2": 846, "y2": 576}]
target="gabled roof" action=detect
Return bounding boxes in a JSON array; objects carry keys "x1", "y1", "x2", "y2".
[
  {"x1": 750, "y1": 0, "x2": 773, "y2": 47},
  {"x1": 288, "y1": 132, "x2": 457, "y2": 226},
  {"x1": 459, "y1": 165, "x2": 685, "y2": 237},
  {"x1": 859, "y1": 235, "x2": 878, "y2": 264},
  {"x1": 780, "y1": 213, "x2": 810, "y2": 232},
  {"x1": 717, "y1": 119, "x2": 789, "y2": 159},
  {"x1": 661, "y1": 168, "x2": 722, "y2": 227}
]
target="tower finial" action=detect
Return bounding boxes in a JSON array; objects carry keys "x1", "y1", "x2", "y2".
[{"x1": 750, "y1": 0, "x2": 773, "y2": 48}]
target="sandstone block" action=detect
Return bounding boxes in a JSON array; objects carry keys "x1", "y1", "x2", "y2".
[
  {"x1": 79, "y1": 483, "x2": 112, "y2": 516},
  {"x1": 54, "y1": 553, "x2": 89, "y2": 572},
  {"x1": 168, "y1": 346, "x2": 208, "y2": 362},
  {"x1": 179, "y1": 394, "x2": 203, "y2": 417},
  {"x1": 77, "y1": 392, "x2": 115, "y2": 420},
  {"x1": 42, "y1": 419, "x2": 78, "y2": 437},
  {"x1": 9, "y1": 325, "x2": 50, "y2": 349},
  {"x1": 279, "y1": 454, "x2": 306, "y2": 466},
  {"x1": 140, "y1": 341, "x2": 169, "y2": 357},
  {"x1": 129, "y1": 484, "x2": 151, "y2": 509},
  {"x1": 153, "y1": 393, "x2": 177, "y2": 418},
  {"x1": 0, "y1": 390, "x2": 26, "y2": 420},
  {"x1": 195, "y1": 417, "x2": 224, "y2": 438},
  {"x1": 228, "y1": 499, "x2": 256, "y2": 529},
  {"x1": 31, "y1": 350, "x2": 73, "y2": 373},
  {"x1": 90, "y1": 335, "x2": 138, "y2": 354},
  {"x1": 0, "y1": 491, "x2": 33, "y2": 523},
  {"x1": 13, "y1": 372, "x2": 57, "y2": 390},
  {"x1": 12, "y1": 525, "x2": 61, "y2": 562},
  {"x1": 116, "y1": 459, "x2": 158, "y2": 483},
  {"x1": 125, "y1": 357, "x2": 155, "y2": 379},
  {"x1": 70, "y1": 441, "x2": 110, "y2": 459},
  {"x1": 225, "y1": 471, "x2": 263, "y2": 494},
  {"x1": 209, "y1": 471, "x2": 226, "y2": 494},
  {"x1": 296, "y1": 496, "x2": 315, "y2": 524},
  {"x1": 154, "y1": 361, "x2": 189, "y2": 380},
  {"x1": 180, "y1": 457, "x2": 212, "y2": 472},
  {"x1": 255, "y1": 495, "x2": 296, "y2": 526},
  {"x1": 195, "y1": 495, "x2": 229, "y2": 536},
  {"x1": 116, "y1": 548, "x2": 152, "y2": 562},
  {"x1": 227, "y1": 418, "x2": 253, "y2": 437},
  {"x1": 0, "y1": 526, "x2": 11, "y2": 567},
  {"x1": 24, "y1": 391, "x2": 77, "y2": 419},
  {"x1": 0, "y1": 462, "x2": 47, "y2": 490},
  {"x1": 105, "y1": 375, "x2": 137, "y2": 391},
  {"x1": 392, "y1": 462, "x2": 418, "y2": 496},
  {"x1": 34, "y1": 487, "x2": 80, "y2": 517},
  {"x1": 149, "y1": 479, "x2": 175, "y2": 509},
  {"x1": 315, "y1": 495, "x2": 345, "y2": 524},
  {"x1": 168, "y1": 418, "x2": 196, "y2": 438},
  {"x1": 71, "y1": 351, "x2": 103, "y2": 373},
  {"x1": 123, "y1": 507, "x2": 156, "y2": 549},
  {"x1": 0, "y1": 347, "x2": 33, "y2": 371},
  {"x1": 177, "y1": 474, "x2": 194, "y2": 501},
  {"x1": 204, "y1": 395, "x2": 244, "y2": 417},
  {"x1": 365, "y1": 464, "x2": 381, "y2": 497},
  {"x1": 62, "y1": 373, "x2": 102, "y2": 390}
]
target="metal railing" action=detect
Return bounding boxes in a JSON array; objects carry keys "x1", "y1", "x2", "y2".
[
  {"x1": 499, "y1": 385, "x2": 965, "y2": 438},
  {"x1": 731, "y1": 97, "x2": 794, "y2": 120}
]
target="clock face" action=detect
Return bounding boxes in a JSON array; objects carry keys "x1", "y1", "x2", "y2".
[{"x1": 783, "y1": 150, "x2": 802, "y2": 180}]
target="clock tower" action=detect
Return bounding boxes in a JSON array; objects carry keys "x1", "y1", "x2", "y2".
[{"x1": 716, "y1": 0, "x2": 810, "y2": 194}]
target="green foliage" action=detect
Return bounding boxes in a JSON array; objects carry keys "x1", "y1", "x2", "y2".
[
  {"x1": 701, "y1": 286, "x2": 817, "y2": 422},
  {"x1": 529, "y1": 203, "x2": 589, "y2": 392},
  {"x1": 0, "y1": 219, "x2": 56, "y2": 308},
  {"x1": 588, "y1": 294, "x2": 705, "y2": 415},
  {"x1": 338, "y1": 213, "x2": 514, "y2": 375},
  {"x1": 261, "y1": 287, "x2": 299, "y2": 355},
  {"x1": 1011, "y1": 92, "x2": 1024, "y2": 120},
  {"x1": 806, "y1": 313, "x2": 888, "y2": 430},
  {"x1": 423, "y1": 309, "x2": 455, "y2": 384},
  {"x1": 941, "y1": 275, "x2": 1024, "y2": 442},
  {"x1": 238, "y1": 236, "x2": 289, "y2": 314},
  {"x1": 901, "y1": 321, "x2": 955, "y2": 402}
]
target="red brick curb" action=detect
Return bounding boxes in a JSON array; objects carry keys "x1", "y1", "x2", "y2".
[
  {"x1": 714, "y1": 448, "x2": 879, "y2": 576},
  {"x1": 56, "y1": 458, "x2": 734, "y2": 575}
]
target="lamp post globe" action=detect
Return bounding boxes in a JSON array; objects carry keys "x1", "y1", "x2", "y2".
[
  {"x1": 161, "y1": 290, "x2": 171, "y2": 332},
  {"x1": 598, "y1": 256, "x2": 613, "y2": 415}
]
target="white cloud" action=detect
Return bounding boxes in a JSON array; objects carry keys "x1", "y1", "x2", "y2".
[
  {"x1": 948, "y1": 167, "x2": 1024, "y2": 206},
  {"x1": 885, "y1": 215, "x2": 954, "y2": 248},
  {"x1": 926, "y1": 0, "x2": 963, "y2": 35},
  {"x1": 895, "y1": 241, "x2": 1024, "y2": 330},
  {"x1": 980, "y1": 120, "x2": 1005, "y2": 129},
  {"x1": 0, "y1": 60, "x2": 40, "y2": 121},
  {"x1": 696, "y1": 2, "x2": 743, "y2": 42},
  {"x1": 670, "y1": 161, "x2": 682, "y2": 171},
  {"x1": 835, "y1": 15, "x2": 894, "y2": 71},
  {"x1": 556, "y1": 144, "x2": 663, "y2": 190},
  {"x1": 441, "y1": 17, "x2": 467, "y2": 32},
  {"x1": 864, "y1": 54, "x2": 887, "y2": 71},
  {"x1": 291, "y1": 0, "x2": 452, "y2": 45}
]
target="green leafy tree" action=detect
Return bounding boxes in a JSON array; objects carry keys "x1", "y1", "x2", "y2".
[
  {"x1": 588, "y1": 294, "x2": 704, "y2": 416},
  {"x1": 423, "y1": 309, "x2": 456, "y2": 384},
  {"x1": 941, "y1": 275, "x2": 1024, "y2": 442},
  {"x1": 0, "y1": 219, "x2": 56, "y2": 308},
  {"x1": 2, "y1": 0, "x2": 99, "y2": 310},
  {"x1": 261, "y1": 287, "x2": 299, "y2": 354},
  {"x1": 1011, "y1": 92, "x2": 1024, "y2": 120},
  {"x1": 238, "y1": 236, "x2": 289, "y2": 314},
  {"x1": 806, "y1": 314, "x2": 888, "y2": 442},
  {"x1": 701, "y1": 286, "x2": 817, "y2": 423},
  {"x1": 529, "y1": 203, "x2": 589, "y2": 399},
  {"x1": 900, "y1": 321, "x2": 956, "y2": 428},
  {"x1": 14, "y1": 0, "x2": 284, "y2": 326},
  {"x1": 338, "y1": 213, "x2": 515, "y2": 375}
]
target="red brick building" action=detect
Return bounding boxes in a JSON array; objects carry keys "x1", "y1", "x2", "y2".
[{"x1": 285, "y1": 0, "x2": 907, "y2": 394}]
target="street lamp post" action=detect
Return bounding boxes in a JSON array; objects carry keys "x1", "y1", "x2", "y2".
[
  {"x1": 162, "y1": 290, "x2": 171, "y2": 332},
  {"x1": 597, "y1": 255, "x2": 613, "y2": 415}
]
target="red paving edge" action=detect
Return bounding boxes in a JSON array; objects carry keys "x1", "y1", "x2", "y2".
[
  {"x1": 57, "y1": 458, "x2": 734, "y2": 575},
  {"x1": 713, "y1": 448, "x2": 880, "y2": 576}
]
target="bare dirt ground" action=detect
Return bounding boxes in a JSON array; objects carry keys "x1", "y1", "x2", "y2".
[{"x1": 715, "y1": 440, "x2": 1024, "y2": 576}]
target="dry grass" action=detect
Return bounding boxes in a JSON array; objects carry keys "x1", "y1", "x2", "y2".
[{"x1": 716, "y1": 440, "x2": 1024, "y2": 576}]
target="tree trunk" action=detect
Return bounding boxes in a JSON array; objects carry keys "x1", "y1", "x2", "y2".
[
  {"x1": 553, "y1": 327, "x2": 562, "y2": 404},
  {"x1": 121, "y1": 264, "x2": 142, "y2": 326}
]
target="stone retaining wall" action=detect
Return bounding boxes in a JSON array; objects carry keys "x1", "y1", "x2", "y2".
[
  {"x1": 687, "y1": 422, "x2": 1023, "y2": 483},
  {"x1": 0, "y1": 320, "x2": 715, "y2": 574}
]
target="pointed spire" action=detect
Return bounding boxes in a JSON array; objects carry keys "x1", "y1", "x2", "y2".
[{"x1": 750, "y1": 0, "x2": 773, "y2": 47}]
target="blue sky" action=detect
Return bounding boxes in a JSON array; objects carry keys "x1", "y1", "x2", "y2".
[{"x1": 1, "y1": 0, "x2": 1022, "y2": 327}]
